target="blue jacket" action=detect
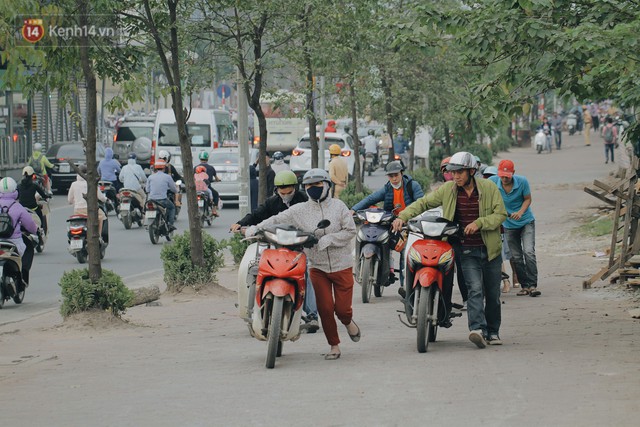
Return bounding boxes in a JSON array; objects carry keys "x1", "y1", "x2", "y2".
[
  {"x1": 98, "y1": 148, "x2": 121, "y2": 181},
  {"x1": 351, "y1": 175, "x2": 424, "y2": 212}
]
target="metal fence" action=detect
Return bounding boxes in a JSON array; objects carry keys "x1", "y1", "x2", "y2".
[{"x1": 0, "y1": 135, "x2": 30, "y2": 171}]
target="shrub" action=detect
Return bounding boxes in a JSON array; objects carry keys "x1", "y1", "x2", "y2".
[
  {"x1": 491, "y1": 134, "x2": 514, "y2": 154},
  {"x1": 59, "y1": 269, "x2": 134, "y2": 318},
  {"x1": 408, "y1": 167, "x2": 432, "y2": 192},
  {"x1": 160, "y1": 231, "x2": 225, "y2": 292},
  {"x1": 428, "y1": 146, "x2": 446, "y2": 178},
  {"x1": 460, "y1": 143, "x2": 493, "y2": 166},
  {"x1": 339, "y1": 181, "x2": 373, "y2": 209},
  {"x1": 225, "y1": 231, "x2": 251, "y2": 265}
]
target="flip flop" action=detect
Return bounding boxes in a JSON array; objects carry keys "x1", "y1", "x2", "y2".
[
  {"x1": 529, "y1": 289, "x2": 541, "y2": 297},
  {"x1": 324, "y1": 352, "x2": 341, "y2": 360},
  {"x1": 347, "y1": 321, "x2": 361, "y2": 342},
  {"x1": 517, "y1": 288, "x2": 530, "y2": 296}
]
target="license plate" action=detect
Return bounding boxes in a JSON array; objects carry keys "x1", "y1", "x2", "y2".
[
  {"x1": 145, "y1": 210, "x2": 157, "y2": 219},
  {"x1": 120, "y1": 203, "x2": 130, "y2": 211},
  {"x1": 197, "y1": 200, "x2": 204, "y2": 207},
  {"x1": 59, "y1": 164, "x2": 70, "y2": 173},
  {"x1": 221, "y1": 173, "x2": 237, "y2": 181},
  {"x1": 69, "y1": 239, "x2": 83, "y2": 250}
]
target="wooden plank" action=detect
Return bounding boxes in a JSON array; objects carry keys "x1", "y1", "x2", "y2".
[
  {"x1": 610, "y1": 196, "x2": 622, "y2": 266},
  {"x1": 583, "y1": 258, "x2": 622, "y2": 289},
  {"x1": 626, "y1": 255, "x2": 640, "y2": 265},
  {"x1": 584, "y1": 187, "x2": 617, "y2": 206}
]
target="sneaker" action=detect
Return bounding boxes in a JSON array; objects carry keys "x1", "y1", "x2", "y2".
[
  {"x1": 487, "y1": 334, "x2": 502, "y2": 345},
  {"x1": 168, "y1": 225, "x2": 177, "y2": 233},
  {"x1": 469, "y1": 330, "x2": 486, "y2": 349},
  {"x1": 306, "y1": 319, "x2": 319, "y2": 333}
]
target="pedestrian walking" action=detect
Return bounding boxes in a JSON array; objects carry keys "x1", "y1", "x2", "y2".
[
  {"x1": 601, "y1": 117, "x2": 618, "y2": 164},
  {"x1": 551, "y1": 112, "x2": 563, "y2": 150},
  {"x1": 489, "y1": 159, "x2": 540, "y2": 297},
  {"x1": 392, "y1": 151, "x2": 507, "y2": 348},
  {"x1": 245, "y1": 169, "x2": 359, "y2": 360},
  {"x1": 583, "y1": 106, "x2": 592, "y2": 148}
]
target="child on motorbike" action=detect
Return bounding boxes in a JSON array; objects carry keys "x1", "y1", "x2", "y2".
[{"x1": 194, "y1": 165, "x2": 214, "y2": 202}]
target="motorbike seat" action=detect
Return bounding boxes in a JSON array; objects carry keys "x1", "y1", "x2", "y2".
[{"x1": 67, "y1": 214, "x2": 88, "y2": 221}]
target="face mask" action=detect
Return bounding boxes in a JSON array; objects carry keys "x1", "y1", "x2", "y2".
[
  {"x1": 306, "y1": 185, "x2": 324, "y2": 201},
  {"x1": 390, "y1": 181, "x2": 402, "y2": 190},
  {"x1": 279, "y1": 192, "x2": 294, "y2": 204}
]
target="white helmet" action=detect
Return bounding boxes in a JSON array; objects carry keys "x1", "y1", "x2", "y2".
[
  {"x1": 0, "y1": 177, "x2": 18, "y2": 193},
  {"x1": 33, "y1": 142, "x2": 42, "y2": 151},
  {"x1": 158, "y1": 150, "x2": 171, "y2": 162},
  {"x1": 446, "y1": 151, "x2": 477, "y2": 171}
]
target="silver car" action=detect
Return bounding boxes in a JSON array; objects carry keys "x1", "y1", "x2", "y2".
[{"x1": 208, "y1": 148, "x2": 259, "y2": 205}]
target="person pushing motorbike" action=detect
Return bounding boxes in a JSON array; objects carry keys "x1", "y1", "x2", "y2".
[{"x1": 392, "y1": 151, "x2": 507, "y2": 349}]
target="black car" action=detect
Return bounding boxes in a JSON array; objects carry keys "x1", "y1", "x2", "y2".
[{"x1": 46, "y1": 142, "x2": 105, "y2": 193}]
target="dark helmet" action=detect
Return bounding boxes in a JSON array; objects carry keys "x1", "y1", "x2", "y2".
[
  {"x1": 273, "y1": 151, "x2": 284, "y2": 161},
  {"x1": 385, "y1": 160, "x2": 404, "y2": 175},
  {"x1": 128, "y1": 152, "x2": 137, "y2": 160},
  {"x1": 368, "y1": 129, "x2": 375, "y2": 136}
]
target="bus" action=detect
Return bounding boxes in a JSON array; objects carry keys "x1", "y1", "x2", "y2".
[{"x1": 253, "y1": 91, "x2": 307, "y2": 156}]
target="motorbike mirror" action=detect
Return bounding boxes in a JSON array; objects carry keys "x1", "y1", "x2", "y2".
[{"x1": 316, "y1": 219, "x2": 330, "y2": 230}]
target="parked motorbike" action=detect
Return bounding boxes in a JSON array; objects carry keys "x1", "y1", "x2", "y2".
[
  {"x1": 66, "y1": 205, "x2": 109, "y2": 264},
  {"x1": 244, "y1": 220, "x2": 329, "y2": 369},
  {"x1": 118, "y1": 188, "x2": 144, "y2": 229},
  {"x1": 399, "y1": 214, "x2": 461, "y2": 353},
  {"x1": 0, "y1": 237, "x2": 29, "y2": 308},
  {"x1": 566, "y1": 113, "x2": 578, "y2": 136},
  {"x1": 145, "y1": 199, "x2": 173, "y2": 244},
  {"x1": 99, "y1": 180, "x2": 119, "y2": 216},
  {"x1": 353, "y1": 208, "x2": 395, "y2": 303}
]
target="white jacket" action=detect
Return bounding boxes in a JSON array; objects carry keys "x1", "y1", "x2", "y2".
[
  {"x1": 246, "y1": 196, "x2": 356, "y2": 273},
  {"x1": 68, "y1": 175, "x2": 107, "y2": 210},
  {"x1": 119, "y1": 159, "x2": 147, "y2": 191}
]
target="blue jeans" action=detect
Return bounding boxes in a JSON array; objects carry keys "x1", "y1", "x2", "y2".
[
  {"x1": 554, "y1": 131, "x2": 562, "y2": 149},
  {"x1": 605, "y1": 144, "x2": 615, "y2": 162},
  {"x1": 459, "y1": 246, "x2": 502, "y2": 336},
  {"x1": 504, "y1": 221, "x2": 538, "y2": 289},
  {"x1": 154, "y1": 198, "x2": 175, "y2": 226},
  {"x1": 303, "y1": 275, "x2": 318, "y2": 320}
]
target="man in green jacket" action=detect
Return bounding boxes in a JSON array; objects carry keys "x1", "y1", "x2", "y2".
[{"x1": 392, "y1": 151, "x2": 507, "y2": 349}]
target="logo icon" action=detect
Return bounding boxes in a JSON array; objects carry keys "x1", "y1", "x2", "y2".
[{"x1": 22, "y1": 19, "x2": 45, "y2": 43}]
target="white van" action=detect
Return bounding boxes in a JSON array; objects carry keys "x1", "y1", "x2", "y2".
[{"x1": 152, "y1": 108, "x2": 236, "y2": 173}]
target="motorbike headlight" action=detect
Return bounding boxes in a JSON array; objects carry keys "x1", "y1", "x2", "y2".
[
  {"x1": 263, "y1": 228, "x2": 308, "y2": 246},
  {"x1": 365, "y1": 211, "x2": 383, "y2": 223}
]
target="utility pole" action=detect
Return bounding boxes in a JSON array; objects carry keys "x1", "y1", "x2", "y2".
[
  {"x1": 318, "y1": 76, "x2": 325, "y2": 170},
  {"x1": 237, "y1": 69, "x2": 250, "y2": 218}
]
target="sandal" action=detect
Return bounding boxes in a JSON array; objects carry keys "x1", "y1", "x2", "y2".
[
  {"x1": 502, "y1": 279, "x2": 511, "y2": 293},
  {"x1": 517, "y1": 288, "x2": 530, "y2": 296},
  {"x1": 324, "y1": 352, "x2": 341, "y2": 360},
  {"x1": 529, "y1": 288, "x2": 541, "y2": 297}
]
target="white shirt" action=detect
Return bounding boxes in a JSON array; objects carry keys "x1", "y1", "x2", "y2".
[
  {"x1": 363, "y1": 135, "x2": 378, "y2": 154},
  {"x1": 67, "y1": 176, "x2": 107, "y2": 210}
]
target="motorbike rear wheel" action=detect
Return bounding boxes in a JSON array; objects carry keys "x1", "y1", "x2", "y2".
[
  {"x1": 537, "y1": 145, "x2": 542, "y2": 154},
  {"x1": 122, "y1": 213, "x2": 132, "y2": 230},
  {"x1": 76, "y1": 250, "x2": 87, "y2": 264},
  {"x1": 417, "y1": 286, "x2": 437, "y2": 353},
  {"x1": 149, "y1": 218, "x2": 160, "y2": 245},
  {"x1": 13, "y1": 281, "x2": 25, "y2": 304},
  {"x1": 266, "y1": 296, "x2": 284, "y2": 369},
  {"x1": 360, "y1": 258, "x2": 374, "y2": 304}
]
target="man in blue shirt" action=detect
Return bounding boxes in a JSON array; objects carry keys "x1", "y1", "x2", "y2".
[
  {"x1": 490, "y1": 159, "x2": 540, "y2": 297},
  {"x1": 146, "y1": 160, "x2": 178, "y2": 231},
  {"x1": 393, "y1": 129, "x2": 410, "y2": 169}
]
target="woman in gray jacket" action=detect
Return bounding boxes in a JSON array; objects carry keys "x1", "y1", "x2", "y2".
[{"x1": 246, "y1": 169, "x2": 359, "y2": 360}]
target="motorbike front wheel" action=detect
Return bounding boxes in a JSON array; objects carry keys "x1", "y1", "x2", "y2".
[
  {"x1": 360, "y1": 258, "x2": 374, "y2": 304},
  {"x1": 266, "y1": 296, "x2": 284, "y2": 369},
  {"x1": 417, "y1": 286, "x2": 438, "y2": 353}
]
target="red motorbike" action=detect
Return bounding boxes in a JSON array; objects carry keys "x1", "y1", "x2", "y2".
[
  {"x1": 247, "y1": 220, "x2": 328, "y2": 369},
  {"x1": 399, "y1": 214, "x2": 461, "y2": 353}
]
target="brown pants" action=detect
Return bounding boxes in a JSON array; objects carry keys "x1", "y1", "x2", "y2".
[{"x1": 309, "y1": 267, "x2": 354, "y2": 346}]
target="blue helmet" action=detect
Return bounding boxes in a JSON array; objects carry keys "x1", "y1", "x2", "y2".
[{"x1": 128, "y1": 152, "x2": 137, "y2": 160}]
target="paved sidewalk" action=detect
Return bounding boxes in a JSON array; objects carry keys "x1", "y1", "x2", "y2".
[{"x1": 1, "y1": 132, "x2": 638, "y2": 427}]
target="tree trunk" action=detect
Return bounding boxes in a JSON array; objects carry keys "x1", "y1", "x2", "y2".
[
  {"x1": 443, "y1": 121, "x2": 451, "y2": 155},
  {"x1": 167, "y1": 0, "x2": 204, "y2": 268},
  {"x1": 349, "y1": 76, "x2": 362, "y2": 192},
  {"x1": 128, "y1": 286, "x2": 161, "y2": 307},
  {"x1": 408, "y1": 116, "x2": 417, "y2": 172},
  {"x1": 78, "y1": 0, "x2": 101, "y2": 283},
  {"x1": 380, "y1": 66, "x2": 394, "y2": 163}
]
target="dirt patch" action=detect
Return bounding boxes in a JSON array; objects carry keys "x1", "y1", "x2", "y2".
[{"x1": 54, "y1": 310, "x2": 135, "y2": 331}]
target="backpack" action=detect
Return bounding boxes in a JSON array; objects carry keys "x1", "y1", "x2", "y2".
[
  {"x1": 604, "y1": 126, "x2": 615, "y2": 144},
  {"x1": 29, "y1": 153, "x2": 43, "y2": 174},
  {"x1": 0, "y1": 202, "x2": 16, "y2": 238}
]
